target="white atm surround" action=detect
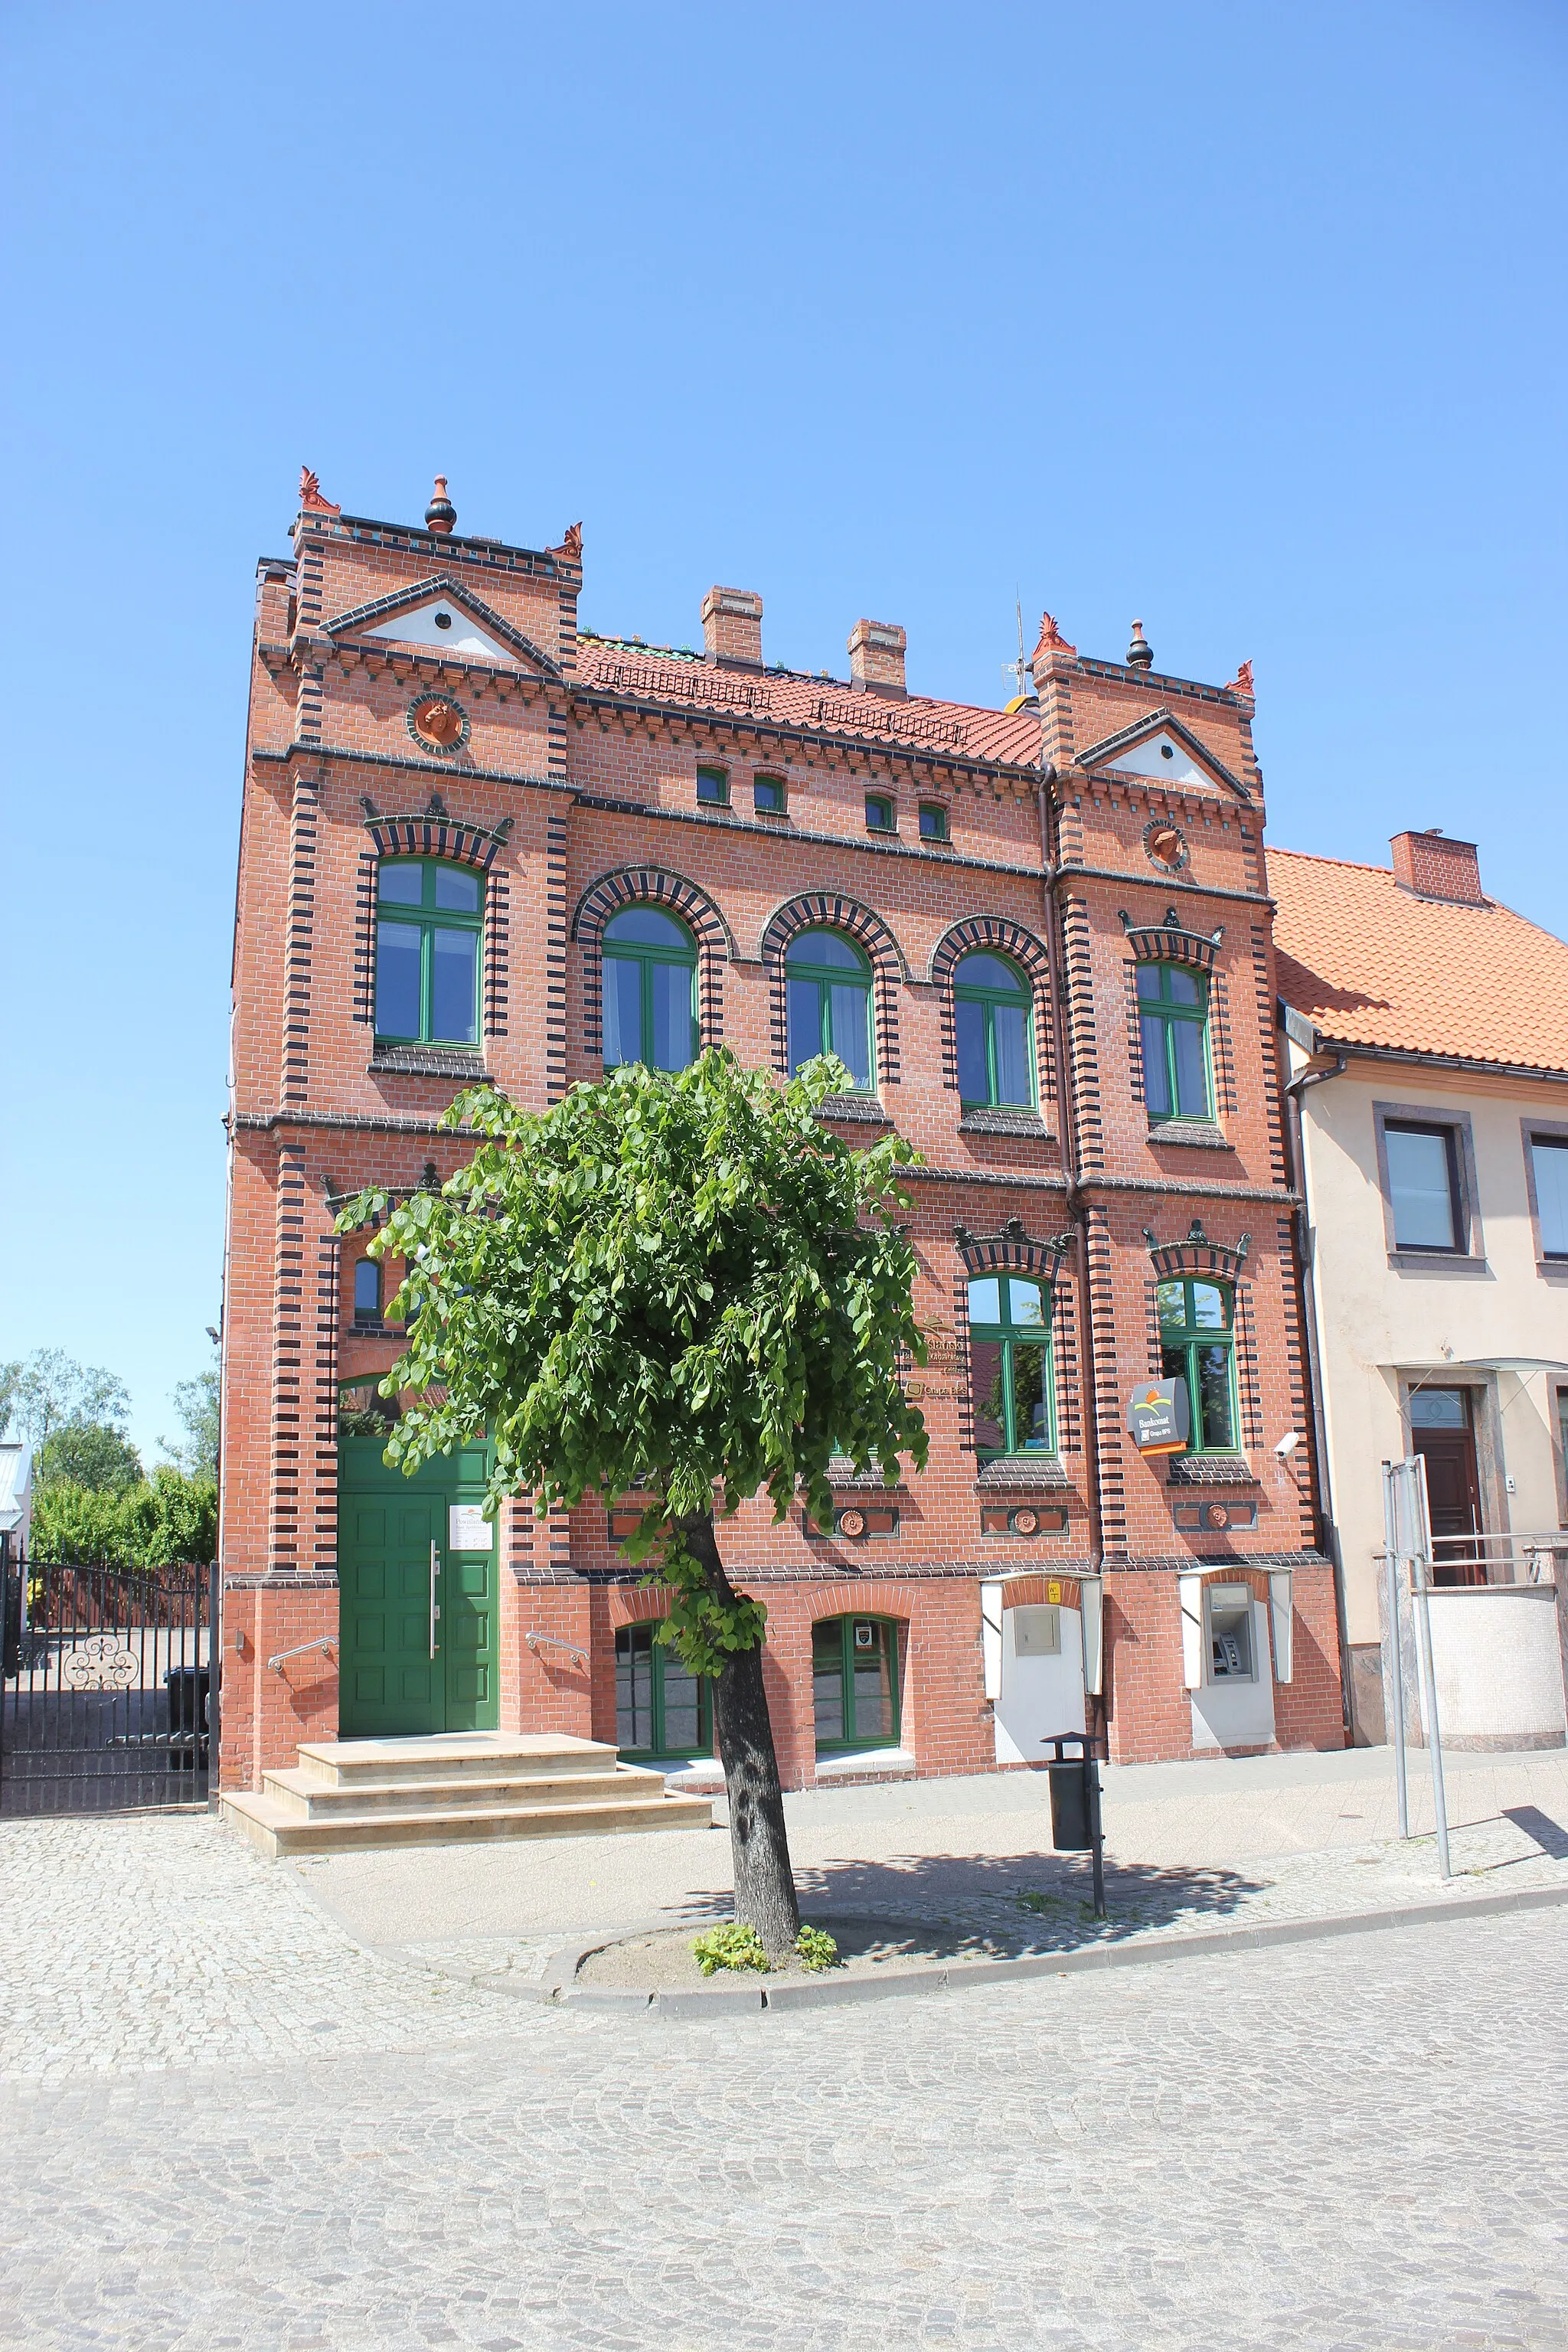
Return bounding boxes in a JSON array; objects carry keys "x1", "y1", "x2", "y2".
[
  {"x1": 982, "y1": 1581, "x2": 1087, "y2": 1765},
  {"x1": 1179, "y1": 1571, "x2": 1277, "y2": 1751}
]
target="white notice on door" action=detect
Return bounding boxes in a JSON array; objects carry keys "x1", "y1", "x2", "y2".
[{"x1": 448, "y1": 1505, "x2": 491, "y2": 1551}]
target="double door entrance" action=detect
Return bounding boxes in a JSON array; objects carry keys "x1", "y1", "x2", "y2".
[{"x1": 336, "y1": 1436, "x2": 499, "y2": 1737}]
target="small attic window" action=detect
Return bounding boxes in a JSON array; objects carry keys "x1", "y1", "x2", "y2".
[
  {"x1": 434, "y1": 610, "x2": 453, "y2": 630},
  {"x1": 1160, "y1": 743, "x2": 1174, "y2": 760}
]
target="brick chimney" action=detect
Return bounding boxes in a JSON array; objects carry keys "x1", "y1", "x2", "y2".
[
  {"x1": 847, "y1": 618, "x2": 907, "y2": 699},
  {"x1": 701, "y1": 586, "x2": 764, "y2": 669},
  {"x1": 1390, "y1": 828, "x2": 1485, "y2": 906}
]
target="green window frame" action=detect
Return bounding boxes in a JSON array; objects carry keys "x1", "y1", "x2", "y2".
[
  {"x1": 1156, "y1": 1276, "x2": 1239, "y2": 1454},
  {"x1": 919, "y1": 802, "x2": 949, "y2": 842},
  {"x1": 812, "y1": 1615, "x2": 900, "y2": 1752},
  {"x1": 753, "y1": 773, "x2": 786, "y2": 815},
  {"x1": 967, "y1": 1273, "x2": 1055, "y2": 1459},
  {"x1": 601, "y1": 906, "x2": 699, "y2": 1073},
  {"x1": 375, "y1": 858, "x2": 483, "y2": 1046},
  {"x1": 696, "y1": 766, "x2": 730, "y2": 807},
  {"x1": 1136, "y1": 961, "x2": 1213, "y2": 1123},
  {"x1": 614, "y1": 1623, "x2": 711, "y2": 1759},
  {"x1": 953, "y1": 951, "x2": 1035, "y2": 1109},
  {"x1": 785, "y1": 929, "x2": 875, "y2": 1093},
  {"x1": 864, "y1": 792, "x2": 896, "y2": 833}
]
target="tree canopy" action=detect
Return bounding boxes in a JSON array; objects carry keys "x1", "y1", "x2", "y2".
[{"x1": 341, "y1": 1048, "x2": 927, "y2": 1953}]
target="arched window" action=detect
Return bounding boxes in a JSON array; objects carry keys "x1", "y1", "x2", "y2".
[
  {"x1": 812, "y1": 1615, "x2": 900, "y2": 1752},
  {"x1": 352, "y1": 1259, "x2": 381, "y2": 1325},
  {"x1": 786, "y1": 929, "x2": 874, "y2": 1091},
  {"x1": 1157, "y1": 1276, "x2": 1236, "y2": 1452},
  {"x1": 614, "y1": 1623, "x2": 710, "y2": 1757},
  {"x1": 602, "y1": 908, "x2": 698, "y2": 1072},
  {"x1": 375, "y1": 860, "x2": 482, "y2": 1046},
  {"x1": 968, "y1": 1274, "x2": 1054, "y2": 1458},
  {"x1": 953, "y1": 951, "x2": 1034, "y2": 1108},
  {"x1": 1137, "y1": 963, "x2": 1211, "y2": 1122}
]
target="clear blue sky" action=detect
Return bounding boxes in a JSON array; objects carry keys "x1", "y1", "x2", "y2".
[{"x1": 2, "y1": 2, "x2": 1563, "y2": 1460}]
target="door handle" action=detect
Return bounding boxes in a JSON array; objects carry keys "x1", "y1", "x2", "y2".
[{"x1": 430, "y1": 1539, "x2": 440, "y2": 1660}]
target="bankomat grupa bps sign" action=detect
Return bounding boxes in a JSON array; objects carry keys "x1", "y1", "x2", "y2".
[{"x1": 1126, "y1": 1377, "x2": 1189, "y2": 1456}]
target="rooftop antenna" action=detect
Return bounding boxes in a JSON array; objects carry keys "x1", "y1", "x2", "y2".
[{"x1": 1003, "y1": 591, "x2": 1037, "y2": 710}]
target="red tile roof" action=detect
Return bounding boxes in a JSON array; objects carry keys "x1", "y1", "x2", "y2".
[
  {"x1": 1269, "y1": 845, "x2": 1568, "y2": 1078},
  {"x1": 573, "y1": 636, "x2": 1044, "y2": 770}
]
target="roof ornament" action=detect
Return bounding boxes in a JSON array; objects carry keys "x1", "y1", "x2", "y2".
[
  {"x1": 1033, "y1": 609, "x2": 1078, "y2": 660},
  {"x1": 560, "y1": 521, "x2": 583, "y2": 560},
  {"x1": 1127, "y1": 619, "x2": 1153, "y2": 670},
  {"x1": 1224, "y1": 658, "x2": 1255, "y2": 699},
  {"x1": 425, "y1": 475, "x2": 456, "y2": 534},
  {"x1": 299, "y1": 467, "x2": 341, "y2": 517}
]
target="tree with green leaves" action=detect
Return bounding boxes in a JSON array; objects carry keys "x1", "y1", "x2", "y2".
[
  {"x1": 1, "y1": 1351, "x2": 132, "y2": 1450},
  {"x1": 37, "y1": 1422, "x2": 144, "y2": 1493},
  {"x1": 341, "y1": 1050, "x2": 926, "y2": 1958},
  {"x1": 160, "y1": 1360, "x2": 220, "y2": 1482}
]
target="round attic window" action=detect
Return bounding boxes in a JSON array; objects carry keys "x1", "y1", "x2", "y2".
[
  {"x1": 434, "y1": 609, "x2": 453, "y2": 629},
  {"x1": 1160, "y1": 743, "x2": 1174, "y2": 760}
]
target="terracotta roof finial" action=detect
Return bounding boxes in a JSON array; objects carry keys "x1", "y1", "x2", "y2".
[
  {"x1": 1033, "y1": 609, "x2": 1078, "y2": 662},
  {"x1": 299, "y1": 466, "x2": 341, "y2": 517},
  {"x1": 1128, "y1": 619, "x2": 1153, "y2": 670},
  {"x1": 1224, "y1": 658, "x2": 1255, "y2": 700},
  {"x1": 425, "y1": 475, "x2": 456, "y2": 534}
]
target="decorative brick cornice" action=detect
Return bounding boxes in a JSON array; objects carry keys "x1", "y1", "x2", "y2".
[
  {"x1": 1074, "y1": 708, "x2": 1250, "y2": 802},
  {"x1": 1142, "y1": 1217, "x2": 1251, "y2": 1282},
  {"x1": 359, "y1": 793, "x2": 513, "y2": 870},
  {"x1": 323, "y1": 574, "x2": 564, "y2": 681}
]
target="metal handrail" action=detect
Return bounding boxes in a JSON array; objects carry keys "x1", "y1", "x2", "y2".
[
  {"x1": 1427, "y1": 1530, "x2": 1568, "y2": 1585},
  {"x1": 267, "y1": 1636, "x2": 339, "y2": 1672},
  {"x1": 524, "y1": 1631, "x2": 589, "y2": 1665}
]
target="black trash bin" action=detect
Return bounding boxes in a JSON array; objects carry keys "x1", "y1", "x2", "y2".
[
  {"x1": 1042, "y1": 1730, "x2": 1106, "y2": 1916},
  {"x1": 165, "y1": 1666, "x2": 211, "y2": 1772}
]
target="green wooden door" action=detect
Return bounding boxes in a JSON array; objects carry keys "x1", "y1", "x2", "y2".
[{"x1": 337, "y1": 1436, "x2": 499, "y2": 1738}]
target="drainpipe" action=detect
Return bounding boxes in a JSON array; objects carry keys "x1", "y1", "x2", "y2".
[
  {"x1": 1037, "y1": 761, "x2": 1107, "y2": 1745},
  {"x1": 1280, "y1": 1037, "x2": 1351, "y2": 1728}
]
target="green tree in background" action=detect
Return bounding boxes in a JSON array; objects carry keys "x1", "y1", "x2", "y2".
[
  {"x1": 37, "y1": 1422, "x2": 144, "y2": 1492},
  {"x1": 341, "y1": 1050, "x2": 926, "y2": 1960},
  {"x1": 160, "y1": 1361, "x2": 220, "y2": 1482},
  {"x1": 1, "y1": 1350, "x2": 132, "y2": 1449},
  {"x1": 5, "y1": 1346, "x2": 220, "y2": 1566}
]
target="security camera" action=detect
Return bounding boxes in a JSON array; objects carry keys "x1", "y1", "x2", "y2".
[{"x1": 1272, "y1": 1430, "x2": 1301, "y2": 1458}]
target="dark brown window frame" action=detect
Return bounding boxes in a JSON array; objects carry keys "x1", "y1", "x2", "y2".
[{"x1": 1371, "y1": 1099, "x2": 1485, "y2": 1271}]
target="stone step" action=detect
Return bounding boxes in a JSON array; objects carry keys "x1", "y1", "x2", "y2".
[
  {"x1": 292, "y1": 1733, "x2": 619, "y2": 1788},
  {"x1": 260, "y1": 1764, "x2": 669, "y2": 1822},
  {"x1": 220, "y1": 1785, "x2": 713, "y2": 1857}
]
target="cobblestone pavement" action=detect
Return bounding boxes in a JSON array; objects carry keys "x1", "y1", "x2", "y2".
[{"x1": 2, "y1": 1813, "x2": 1566, "y2": 2349}]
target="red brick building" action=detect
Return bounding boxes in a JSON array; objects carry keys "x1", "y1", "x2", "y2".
[{"x1": 218, "y1": 473, "x2": 1345, "y2": 1794}]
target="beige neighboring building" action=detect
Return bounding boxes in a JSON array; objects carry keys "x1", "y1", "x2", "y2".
[{"x1": 1271, "y1": 828, "x2": 1568, "y2": 1746}]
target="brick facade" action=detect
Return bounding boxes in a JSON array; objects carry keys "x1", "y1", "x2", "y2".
[{"x1": 219, "y1": 485, "x2": 1344, "y2": 1790}]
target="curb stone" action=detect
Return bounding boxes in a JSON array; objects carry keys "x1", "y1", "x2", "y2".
[{"x1": 419, "y1": 1876, "x2": 1568, "y2": 2017}]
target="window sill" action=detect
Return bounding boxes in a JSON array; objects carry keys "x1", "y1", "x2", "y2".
[
  {"x1": 348, "y1": 1321, "x2": 403, "y2": 1339},
  {"x1": 813, "y1": 1746, "x2": 916, "y2": 1779},
  {"x1": 815, "y1": 1094, "x2": 891, "y2": 1125},
  {"x1": 823, "y1": 1456, "x2": 906, "y2": 1491},
  {"x1": 1148, "y1": 1121, "x2": 1233, "y2": 1150},
  {"x1": 975, "y1": 1455, "x2": 1070, "y2": 1489},
  {"x1": 1165, "y1": 1455, "x2": 1259, "y2": 1487},
  {"x1": 753, "y1": 807, "x2": 791, "y2": 825},
  {"x1": 959, "y1": 1106, "x2": 1054, "y2": 1138},
  {"x1": 1536, "y1": 1259, "x2": 1568, "y2": 1281},
  {"x1": 1386, "y1": 1250, "x2": 1491, "y2": 1277},
  {"x1": 371, "y1": 1044, "x2": 487, "y2": 1080}
]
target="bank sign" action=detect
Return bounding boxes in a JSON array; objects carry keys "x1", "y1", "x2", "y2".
[{"x1": 1127, "y1": 1377, "x2": 1189, "y2": 1455}]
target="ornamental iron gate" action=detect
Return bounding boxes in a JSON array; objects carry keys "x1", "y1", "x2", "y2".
[{"x1": 0, "y1": 1538, "x2": 218, "y2": 1815}]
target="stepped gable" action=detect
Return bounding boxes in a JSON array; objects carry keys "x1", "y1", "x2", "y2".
[
  {"x1": 574, "y1": 635, "x2": 1044, "y2": 770},
  {"x1": 1270, "y1": 844, "x2": 1568, "y2": 1077}
]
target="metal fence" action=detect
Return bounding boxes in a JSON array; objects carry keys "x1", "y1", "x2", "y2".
[{"x1": 0, "y1": 1539, "x2": 218, "y2": 1816}]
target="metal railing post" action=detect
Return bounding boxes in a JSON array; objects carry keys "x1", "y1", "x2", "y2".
[
  {"x1": 1380, "y1": 1464, "x2": 1410, "y2": 1840},
  {"x1": 1409, "y1": 1455, "x2": 1452, "y2": 1882}
]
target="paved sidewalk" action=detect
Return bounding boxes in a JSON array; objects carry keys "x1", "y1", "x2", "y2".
[{"x1": 290, "y1": 1743, "x2": 1568, "y2": 1990}]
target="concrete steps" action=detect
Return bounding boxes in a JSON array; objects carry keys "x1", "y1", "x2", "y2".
[{"x1": 220, "y1": 1732, "x2": 714, "y2": 1856}]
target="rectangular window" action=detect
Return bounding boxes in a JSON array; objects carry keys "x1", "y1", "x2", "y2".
[
  {"x1": 864, "y1": 793, "x2": 895, "y2": 833},
  {"x1": 614, "y1": 1623, "x2": 710, "y2": 1757},
  {"x1": 968, "y1": 1274, "x2": 1054, "y2": 1458},
  {"x1": 1158, "y1": 1277, "x2": 1238, "y2": 1453},
  {"x1": 1385, "y1": 1122, "x2": 1462, "y2": 1251},
  {"x1": 1136, "y1": 963, "x2": 1211, "y2": 1122},
  {"x1": 696, "y1": 767, "x2": 729, "y2": 806},
  {"x1": 919, "y1": 802, "x2": 949, "y2": 842},
  {"x1": 812, "y1": 1617, "x2": 900, "y2": 1751},
  {"x1": 1531, "y1": 1138, "x2": 1568, "y2": 1258},
  {"x1": 375, "y1": 860, "x2": 482, "y2": 1046},
  {"x1": 352, "y1": 1259, "x2": 381, "y2": 1325},
  {"x1": 753, "y1": 774, "x2": 786, "y2": 815}
]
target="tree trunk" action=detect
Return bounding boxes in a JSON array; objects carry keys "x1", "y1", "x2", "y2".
[{"x1": 677, "y1": 1509, "x2": 800, "y2": 1961}]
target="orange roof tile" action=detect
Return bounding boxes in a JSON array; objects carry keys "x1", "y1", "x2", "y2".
[
  {"x1": 573, "y1": 636, "x2": 1044, "y2": 770},
  {"x1": 1269, "y1": 845, "x2": 1568, "y2": 1079}
]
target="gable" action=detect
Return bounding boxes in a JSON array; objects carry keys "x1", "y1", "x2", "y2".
[
  {"x1": 325, "y1": 574, "x2": 562, "y2": 678},
  {"x1": 1074, "y1": 709, "x2": 1249, "y2": 800},
  {"x1": 363, "y1": 596, "x2": 511, "y2": 659}
]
